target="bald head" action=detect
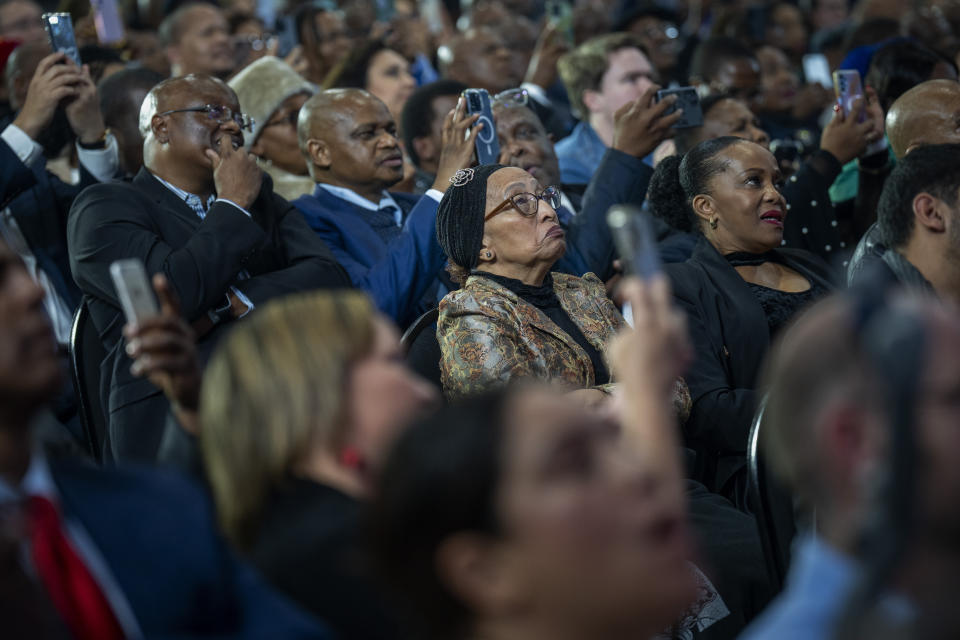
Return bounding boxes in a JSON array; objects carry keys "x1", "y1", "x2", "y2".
[
  {"x1": 139, "y1": 74, "x2": 235, "y2": 138},
  {"x1": 298, "y1": 88, "x2": 403, "y2": 197},
  {"x1": 887, "y1": 79, "x2": 960, "y2": 159},
  {"x1": 296, "y1": 88, "x2": 373, "y2": 156}
]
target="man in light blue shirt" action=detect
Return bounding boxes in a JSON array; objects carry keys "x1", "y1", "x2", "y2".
[
  {"x1": 555, "y1": 33, "x2": 659, "y2": 184},
  {"x1": 740, "y1": 293, "x2": 960, "y2": 639}
]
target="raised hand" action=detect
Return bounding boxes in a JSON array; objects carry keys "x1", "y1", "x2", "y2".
[
  {"x1": 124, "y1": 274, "x2": 201, "y2": 434},
  {"x1": 524, "y1": 24, "x2": 571, "y2": 89},
  {"x1": 819, "y1": 96, "x2": 879, "y2": 165},
  {"x1": 64, "y1": 63, "x2": 107, "y2": 145},
  {"x1": 612, "y1": 86, "x2": 683, "y2": 159},
  {"x1": 12, "y1": 53, "x2": 85, "y2": 141},
  {"x1": 431, "y1": 96, "x2": 482, "y2": 190},
  {"x1": 204, "y1": 134, "x2": 263, "y2": 209}
]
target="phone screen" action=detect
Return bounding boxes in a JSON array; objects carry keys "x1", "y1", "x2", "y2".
[
  {"x1": 546, "y1": 0, "x2": 574, "y2": 45},
  {"x1": 463, "y1": 89, "x2": 500, "y2": 165},
  {"x1": 802, "y1": 54, "x2": 832, "y2": 89},
  {"x1": 110, "y1": 260, "x2": 159, "y2": 326},
  {"x1": 90, "y1": 0, "x2": 124, "y2": 44},
  {"x1": 832, "y1": 69, "x2": 864, "y2": 120},
  {"x1": 42, "y1": 13, "x2": 81, "y2": 67}
]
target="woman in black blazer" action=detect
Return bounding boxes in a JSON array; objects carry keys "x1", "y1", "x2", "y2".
[{"x1": 649, "y1": 137, "x2": 835, "y2": 507}]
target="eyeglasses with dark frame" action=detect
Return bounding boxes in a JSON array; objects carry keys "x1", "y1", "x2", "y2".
[
  {"x1": 158, "y1": 104, "x2": 255, "y2": 132},
  {"x1": 485, "y1": 185, "x2": 561, "y2": 221}
]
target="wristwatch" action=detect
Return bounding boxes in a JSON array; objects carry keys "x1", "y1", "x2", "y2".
[{"x1": 78, "y1": 128, "x2": 110, "y2": 150}]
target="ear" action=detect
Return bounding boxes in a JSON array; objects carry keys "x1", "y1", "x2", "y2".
[
  {"x1": 913, "y1": 192, "x2": 947, "y2": 234},
  {"x1": 151, "y1": 114, "x2": 169, "y2": 143},
  {"x1": 412, "y1": 136, "x2": 436, "y2": 165},
  {"x1": 581, "y1": 89, "x2": 602, "y2": 114},
  {"x1": 478, "y1": 235, "x2": 496, "y2": 265},
  {"x1": 306, "y1": 138, "x2": 331, "y2": 170},
  {"x1": 435, "y1": 532, "x2": 524, "y2": 616},
  {"x1": 691, "y1": 194, "x2": 716, "y2": 226}
]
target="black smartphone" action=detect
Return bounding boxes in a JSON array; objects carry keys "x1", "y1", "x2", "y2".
[
  {"x1": 607, "y1": 205, "x2": 661, "y2": 280},
  {"x1": 463, "y1": 88, "x2": 500, "y2": 166},
  {"x1": 42, "y1": 13, "x2": 81, "y2": 67},
  {"x1": 656, "y1": 86, "x2": 703, "y2": 129}
]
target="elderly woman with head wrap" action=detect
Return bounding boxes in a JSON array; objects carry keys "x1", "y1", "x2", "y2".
[{"x1": 435, "y1": 164, "x2": 690, "y2": 416}]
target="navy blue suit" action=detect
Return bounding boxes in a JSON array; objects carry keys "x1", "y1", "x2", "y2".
[
  {"x1": 294, "y1": 186, "x2": 445, "y2": 326},
  {"x1": 50, "y1": 459, "x2": 329, "y2": 638},
  {"x1": 0, "y1": 137, "x2": 87, "y2": 310},
  {"x1": 553, "y1": 148, "x2": 656, "y2": 281}
]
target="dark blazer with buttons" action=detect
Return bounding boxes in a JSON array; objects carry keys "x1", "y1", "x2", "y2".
[
  {"x1": 666, "y1": 236, "x2": 835, "y2": 500},
  {"x1": 67, "y1": 168, "x2": 350, "y2": 462}
]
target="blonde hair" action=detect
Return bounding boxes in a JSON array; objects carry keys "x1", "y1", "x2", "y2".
[{"x1": 199, "y1": 290, "x2": 375, "y2": 548}]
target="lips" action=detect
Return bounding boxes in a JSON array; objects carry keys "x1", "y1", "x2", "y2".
[
  {"x1": 545, "y1": 225, "x2": 565, "y2": 239},
  {"x1": 379, "y1": 153, "x2": 403, "y2": 167},
  {"x1": 760, "y1": 209, "x2": 785, "y2": 228}
]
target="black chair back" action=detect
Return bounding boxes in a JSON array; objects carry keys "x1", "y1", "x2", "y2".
[
  {"x1": 401, "y1": 307, "x2": 442, "y2": 390},
  {"x1": 747, "y1": 396, "x2": 797, "y2": 591},
  {"x1": 69, "y1": 301, "x2": 107, "y2": 462}
]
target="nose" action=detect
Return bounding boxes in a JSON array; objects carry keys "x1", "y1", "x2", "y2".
[
  {"x1": 538, "y1": 196, "x2": 559, "y2": 224},
  {"x1": 377, "y1": 130, "x2": 399, "y2": 149},
  {"x1": 219, "y1": 117, "x2": 241, "y2": 135}
]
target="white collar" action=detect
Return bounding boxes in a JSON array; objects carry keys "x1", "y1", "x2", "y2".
[{"x1": 317, "y1": 184, "x2": 402, "y2": 225}]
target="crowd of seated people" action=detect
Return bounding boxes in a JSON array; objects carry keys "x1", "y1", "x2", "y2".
[{"x1": 4, "y1": 0, "x2": 960, "y2": 638}]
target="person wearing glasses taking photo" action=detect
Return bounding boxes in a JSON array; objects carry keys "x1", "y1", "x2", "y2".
[
  {"x1": 435, "y1": 164, "x2": 690, "y2": 414},
  {"x1": 67, "y1": 74, "x2": 349, "y2": 463}
]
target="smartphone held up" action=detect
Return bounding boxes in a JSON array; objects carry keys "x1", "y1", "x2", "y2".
[
  {"x1": 42, "y1": 13, "x2": 81, "y2": 67},
  {"x1": 463, "y1": 88, "x2": 500, "y2": 165}
]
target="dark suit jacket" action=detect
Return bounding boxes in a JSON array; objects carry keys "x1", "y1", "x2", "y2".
[
  {"x1": 666, "y1": 237, "x2": 835, "y2": 499},
  {"x1": 67, "y1": 168, "x2": 349, "y2": 462},
  {"x1": 0, "y1": 137, "x2": 91, "y2": 310},
  {"x1": 294, "y1": 186, "x2": 444, "y2": 327},
  {"x1": 50, "y1": 460, "x2": 329, "y2": 638},
  {"x1": 553, "y1": 148, "x2": 655, "y2": 281},
  {"x1": 249, "y1": 477, "x2": 398, "y2": 640}
]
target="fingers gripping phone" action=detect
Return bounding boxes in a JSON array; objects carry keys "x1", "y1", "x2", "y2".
[
  {"x1": 110, "y1": 260, "x2": 159, "y2": 326},
  {"x1": 42, "y1": 13, "x2": 82, "y2": 67},
  {"x1": 463, "y1": 88, "x2": 501, "y2": 165},
  {"x1": 833, "y1": 68, "x2": 886, "y2": 155},
  {"x1": 607, "y1": 205, "x2": 662, "y2": 280},
  {"x1": 656, "y1": 86, "x2": 703, "y2": 129}
]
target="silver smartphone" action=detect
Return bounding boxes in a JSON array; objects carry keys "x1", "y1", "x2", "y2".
[
  {"x1": 109, "y1": 259, "x2": 159, "y2": 326},
  {"x1": 607, "y1": 205, "x2": 661, "y2": 280},
  {"x1": 802, "y1": 53, "x2": 832, "y2": 89}
]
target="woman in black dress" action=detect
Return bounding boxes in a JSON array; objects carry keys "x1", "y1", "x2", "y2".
[{"x1": 649, "y1": 136, "x2": 835, "y2": 508}]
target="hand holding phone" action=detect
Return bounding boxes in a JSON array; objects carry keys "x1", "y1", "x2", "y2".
[
  {"x1": 110, "y1": 260, "x2": 159, "y2": 326},
  {"x1": 833, "y1": 69, "x2": 886, "y2": 156},
  {"x1": 463, "y1": 88, "x2": 500, "y2": 165}
]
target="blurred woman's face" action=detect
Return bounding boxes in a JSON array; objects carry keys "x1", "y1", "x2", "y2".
[
  {"x1": 695, "y1": 98, "x2": 770, "y2": 148},
  {"x1": 756, "y1": 46, "x2": 799, "y2": 114},
  {"x1": 481, "y1": 168, "x2": 567, "y2": 273},
  {"x1": 345, "y1": 316, "x2": 438, "y2": 475},
  {"x1": 251, "y1": 92, "x2": 311, "y2": 175},
  {"x1": 366, "y1": 49, "x2": 415, "y2": 123},
  {"x1": 492, "y1": 390, "x2": 696, "y2": 635},
  {"x1": 697, "y1": 141, "x2": 788, "y2": 254}
]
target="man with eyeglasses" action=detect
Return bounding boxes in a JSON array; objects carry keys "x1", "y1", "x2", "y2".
[
  {"x1": 293, "y1": 88, "x2": 478, "y2": 328},
  {"x1": 67, "y1": 75, "x2": 349, "y2": 462}
]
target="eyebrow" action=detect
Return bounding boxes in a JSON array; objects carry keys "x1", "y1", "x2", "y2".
[{"x1": 503, "y1": 181, "x2": 531, "y2": 193}]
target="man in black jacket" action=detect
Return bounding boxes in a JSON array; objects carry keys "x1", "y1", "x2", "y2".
[
  {"x1": 848, "y1": 144, "x2": 960, "y2": 304},
  {"x1": 67, "y1": 74, "x2": 349, "y2": 462}
]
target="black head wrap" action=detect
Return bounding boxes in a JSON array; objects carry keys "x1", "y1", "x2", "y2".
[{"x1": 436, "y1": 164, "x2": 509, "y2": 271}]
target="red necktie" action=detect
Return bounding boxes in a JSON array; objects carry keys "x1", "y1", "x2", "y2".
[{"x1": 27, "y1": 495, "x2": 125, "y2": 640}]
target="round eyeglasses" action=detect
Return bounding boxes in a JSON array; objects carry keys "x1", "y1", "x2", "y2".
[
  {"x1": 485, "y1": 185, "x2": 561, "y2": 221},
  {"x1": 492, "y1": 87, "x2": 530, "y2": 108},
  {"x1": 158, "y1": 104, "x2": 255, "y2": 132}
]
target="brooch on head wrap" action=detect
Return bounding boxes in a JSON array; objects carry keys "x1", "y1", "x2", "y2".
[{"x1": 450, "y1": 168, "x2": 475, "y2": 187}]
